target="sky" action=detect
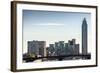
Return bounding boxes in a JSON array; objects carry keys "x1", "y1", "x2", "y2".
[{"x1": 22, "y1": 10, "x2": 91, "y2": 53}]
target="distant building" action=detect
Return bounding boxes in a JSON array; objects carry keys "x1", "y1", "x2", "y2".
[
  {"x1": 55, "y1": 42, "x2": 59, "y2": 56},
  {"x1": 74, "y1": 44, "x2": 79, "y2": 55},
  {"x1": 65, "y1": 43, "x2": 70, "y2": 55},
  {"x1": 46, "y1": 39, "x2": 79, "y2": 57},
  {"x1": 58, "y1": 41, "x2": 65, "y2": 55},
  {"x1": 48, "y1": 44, "x2": 56, "y2": 56},
  {"x1": 46, "y1": 47, "x2": 50, "y2": 56},
  {"x1": 28, "y1": 40, "x2": 46, "y2": 57},
  {"x1": 67, "y1": 39, "x2": 79, "y2": 55},
  {"x1": 82, "y1": 18, "x2": 88, "y2": 55}
]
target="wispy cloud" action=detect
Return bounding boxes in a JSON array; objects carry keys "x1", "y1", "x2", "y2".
[{"x1": 34, "y1": 23, "x2": 64, "y2": 26}]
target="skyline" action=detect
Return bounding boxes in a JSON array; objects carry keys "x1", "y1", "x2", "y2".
[
  {"x1": 22, "y1": 10, "x2": 91, "y2": 53},
  {"x1": 27, "y1": 39, "x2": 79, "y2": 47},
  {"x1": 23, "y1": 38, "x2": 91, "y2": 62}
]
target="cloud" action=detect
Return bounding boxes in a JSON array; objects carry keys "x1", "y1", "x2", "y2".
[{"x1": 36, "y1": 23, "x2": 64, "y2": 26}]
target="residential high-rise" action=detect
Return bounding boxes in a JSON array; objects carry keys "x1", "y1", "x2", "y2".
[
  {"x1": 82, "y1": 18, "x2": 88, "y2": 55},
  {"x1": 68, "y1": 39, "x2": 79, "y2": 55},
  {"x1": 49, "y1": 44, "x2": 55, "y2": 56},
  {"x1": 28, "y1": 40, "x2": 46, "y2": 57},
  {"x1": 28, "y1": 41, "x2": 39, "y2": 56},
  {"x1": 55, "y1": 42, "x2": 59, "y2": 56},
  {"x1": 38, "y1": 41, "x2": 46, "y2": 57},
  {"x1": 58, "y1": 41, "x2": 65, "y2": 55}
]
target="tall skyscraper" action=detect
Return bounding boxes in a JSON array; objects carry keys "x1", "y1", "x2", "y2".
[{"x1": 82, "y1": 18, "x2": 88, "y2": 55}]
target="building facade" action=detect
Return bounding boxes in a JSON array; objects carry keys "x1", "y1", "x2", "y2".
[
  {"x1": 67, "y1": 39, "x2": 79, "y2": 55},
  {"x1": 28, "y1": 40, "x2": 46, "y2": 57}
]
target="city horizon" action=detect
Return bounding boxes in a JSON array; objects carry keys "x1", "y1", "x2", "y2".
[
  {"x1": 26, "y1": 38, "x2": 79, "y2": 47},
  {"x1": 23, "y1": 37, "x2": 91, "y2": 62}
]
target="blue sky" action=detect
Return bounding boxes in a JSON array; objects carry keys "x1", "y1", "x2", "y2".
[{"x1": 22, "y1": 10, "x2": 91, "y2": 53}]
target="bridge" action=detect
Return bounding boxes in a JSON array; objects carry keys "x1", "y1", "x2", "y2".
[{"x1": 23, "y1": 54, "x2": 91, "y2": 62}]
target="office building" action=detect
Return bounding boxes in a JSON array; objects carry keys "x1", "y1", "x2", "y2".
[{"x1": 82, "y1": 18, "x2": 88, "y2": 55}]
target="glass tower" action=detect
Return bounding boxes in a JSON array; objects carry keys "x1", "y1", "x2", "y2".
[{"x1": 82, "y1": 18, "x2": 88, "y2": 55}]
